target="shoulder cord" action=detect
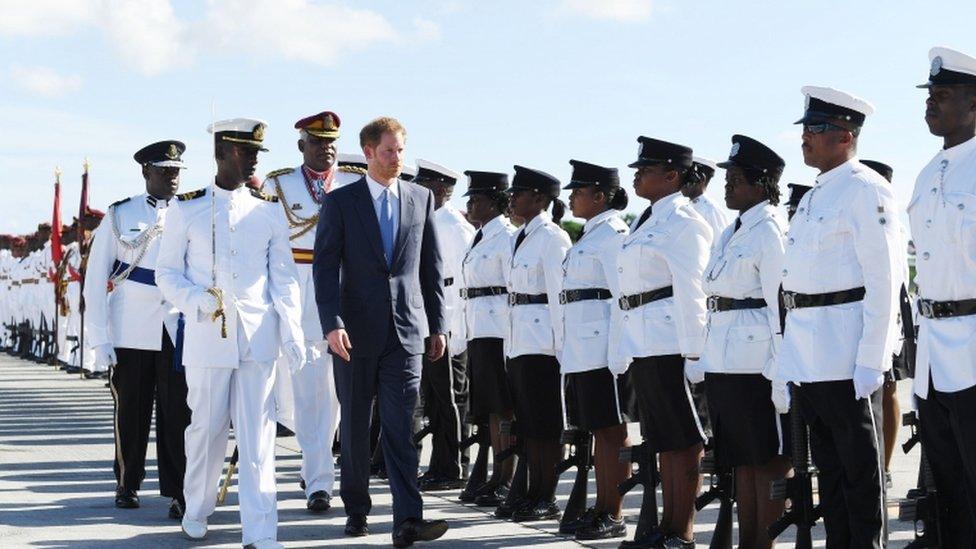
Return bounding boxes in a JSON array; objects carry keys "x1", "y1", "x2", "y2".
[
  {"x1": 109, "y1": 207, "x2": 163, "y2": 287},
  {"x1": 272, "y1": 177, "x2": 318, "y2": 241}
]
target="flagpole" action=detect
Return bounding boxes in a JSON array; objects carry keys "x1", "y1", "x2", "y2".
[{"x1": 79, "y1": 159, "x2": 89, "y2": 379}]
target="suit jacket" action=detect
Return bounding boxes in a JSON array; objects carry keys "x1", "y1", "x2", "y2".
[{"x1": 313, "y1": 177, "x2": 445, "y2": 357}]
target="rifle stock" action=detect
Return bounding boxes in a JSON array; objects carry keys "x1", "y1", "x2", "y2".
[
  {"x1": 557, "y1": 429, "x2": 592, "y2": 533},
  {"x1": 768, "y1": 384, "x2": 819, "y2": 548},
  {"x1": 619, "y1": 442, "x2": 659, "y2": 541},
  {"x1": 898, "y1": 411, "x2": 943, "y2": 548}
]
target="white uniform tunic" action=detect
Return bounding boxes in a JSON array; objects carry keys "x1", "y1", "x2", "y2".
[
  {"x1": 908, "y1": 135, "x2": 976, "y2": 397},
  {"x1": 84, "y1": 194, "x2": 179, "y2": 352},
  {"x1": 611, "y1": 192, "x2": 711, "y2": 373},
  {"x1": 505, "y1": 211, "x2": 572, "y2": 359},
  {"x1": 559, "y1": 209, "x2": 628, "y2": 374},
  {"x1": 462, "y1": 215, "x2": 516, "y2": 341},
  {"x1": 691, "y1": 193, "x2": 733, "y2": 240},
  {"x1": 777, "y1": 159, "x2": 905, "y2": 383},
  {"x1": 434, "y1": 204, "x2": 476, "y2": 354},
  {"x1": 699, "y1": 201, "x2": 785, "y2": 376}
]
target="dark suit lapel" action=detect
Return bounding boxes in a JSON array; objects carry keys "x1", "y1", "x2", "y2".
[
  {"x1": 350, "y1": 178, "x2": 387, "y2": 264},
  {"x1": 392, "y1": 180, "x2": 414, "y2": 269}
]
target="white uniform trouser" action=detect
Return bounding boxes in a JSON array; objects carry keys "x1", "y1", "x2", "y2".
[
  {"x1": 291, "y1": 341, "x2": 340, "y2": 497},
  {"x1": 183, "y1": 359, "x2": 278, "y2": 545}
]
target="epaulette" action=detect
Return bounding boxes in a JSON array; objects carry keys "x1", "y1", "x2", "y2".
[
  {"x1": 177, "y1": 189, "x2": 206, "y2": 201},
  {"x1": 265, "y1": 167, "x2": 295, "y2": 179},
  {"x1": 250, "y1": 188, "x2": 279, "y2": 202},
  {"x1": 109, "y1": 197, "x2": 131, "y2": 208},
  {"x1": 339, "y1": 165, "x2": 367, "y2": 175}
]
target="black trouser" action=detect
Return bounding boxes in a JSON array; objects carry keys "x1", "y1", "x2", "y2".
[
  {"x1": 110, "y1": 331, "x2": 191, "y2": 499},
  {"x1": 795, "y1": 380, "x2": 886, "y2": 549},
  {"x1": 917, "y1": 379, "x2": 976, "y2": 547},
  {"x1": 451, "y1": 350, "x2": 470, "y2": 467},
  {"x1": 419, "y1": 343, "x2": 462, "y2": 479}
]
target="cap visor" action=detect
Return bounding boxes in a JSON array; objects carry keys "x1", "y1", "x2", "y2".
[
  {"x1": 916, "y1": 81, "x2": 933, "y2": 89},
  {"x1": 151, "y1": 160, "x2": 186, "y2": 169},
  {"x1": 715, "y1": 160, "x2": 736, "y2": 169}
]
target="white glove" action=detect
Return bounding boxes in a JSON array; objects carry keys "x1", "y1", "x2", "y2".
[
  {"x1": 93, "y1": 344, "x2": 117, "y2": 368},
  {"x1": 197, "y1": 291, "x2": 219, "y2": 318},
  {"x1": 852, "y1": 365, "x2": 885, "y2": 400},
  {"x1": 771, "y1": 380, "x2": 791, "y2": 414},
  {"x1": 684, "y1": 358, "x2": 705, "y2": 385},
  {"x1": 609, "y1": 359, "x2": 629, "y2": 376},
  {"x1": 283, "y1": 341, "x2": 307, "y2": 374}
]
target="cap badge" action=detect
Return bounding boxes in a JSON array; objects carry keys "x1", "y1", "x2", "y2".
[
  {"x1": 324, "y1": 114, "x2": 337, "y2": 130},
  {"x1": 729, "y1": 142, "x2": 740, "y2": 158},
  {"x1": 166, "y1": 144, "x2": 179, "y2": 159},
  {"x1": 638, "y1": 141, "x2": 644, "y2": 157},
  {"x1": 253, "y1": 123, "x2": 266, "y2": 141},
  {"x1": 931, "y1": 56, "x2": 943, "y2": 76}
]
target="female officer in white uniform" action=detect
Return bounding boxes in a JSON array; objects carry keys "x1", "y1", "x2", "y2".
[
  {"x1": 611, "y1": 137, "x2": 711, "y2": 549},
  {"x1": 699, "y1": 135, "x2": 791, "y2": 549},
  {"x1": 504, "y1": 165, "x2": 572, "y2": 522},
  {"x1": 558, "y1": 160, "x2": 633, "y2": 541},
  {"x1": 458, "y1": 171, "x2": 518, "y2": 506}
]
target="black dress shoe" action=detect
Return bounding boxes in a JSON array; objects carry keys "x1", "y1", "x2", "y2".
[
  {"x1": 618, "y1": 527, "x2": 666, "y2": 548},
  {"x1": 575, "y1": 512, "x2": 626, "y2": 540},
  {"x1": 299, "y1": 477, "x2": 306, "y2": 491},
  {"x1": 344, "y1": 514, "x2": 368, "y2": 537},
  {"x1": 419, "y1": 474, "x2": 466, "y2": 492},
  {"x1": 168, "y1": 498, "x2": 185, "y2": 520},
  {"x1": 493, "y1": 494, "x2": 525, "y2": 519},
  {"x1": 558, "y1": 506, "x2": 598, "y2": 535},
  {"x1": 473, "y1": 484, "x2": 508, "y2": 507},
  {"x1": 458, "y1": 479, "x2": 485, "y2": 502},
  {"x1": 392, "y1": 517, "x2": 449, "y2": 548},
  {"x1": 114, "y1": 487, "x2": 139, "y2": 509},
  {"x1": 306, "y1": 490, "x2": 331, "y2": 513},
  {"x1": 512, "y1": 499, "x2": 561, "y2": 522},
  {"x1": 660, "y1": 534, "x2": 695, "y2": 548}
]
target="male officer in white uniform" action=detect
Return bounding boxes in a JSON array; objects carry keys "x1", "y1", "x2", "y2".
[
  {"x1": 156, "y1": 118, "x2": 305, "y2": 549},
  {"x1": 909, "y1": 46, "x2": 976, "y2": 547},
  {"x1": 84, "y1": 140, "x2": 191, "y2": 518},
  {"x1": 776, "y1": 87, "x2": 905, "y2": 549}
]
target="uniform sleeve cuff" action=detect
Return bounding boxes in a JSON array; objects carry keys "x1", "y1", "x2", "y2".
[
  {"x1": 855, "y1": 344, "x2": 888, "y2": 371},
  {"x1": 679, "y1": 336, "x2": 705, "y2": 357}
]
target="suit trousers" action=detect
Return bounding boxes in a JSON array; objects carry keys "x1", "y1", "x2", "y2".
[
  {"x1": 917, "y1": 378, "x2": 976, "y2": 547},
  {"x1": 183, "y1": 360, "x2": 278, "y2": 545},
  {"x1": 334, "y1": 322, "x2": 423, "y2": 526},
  {"x1": 420, "y1": 344, "x2": 462, "y2": 479},
  {"x1": 110, "y1": 331, "x2": 190, "y2": 498},
  {"x1": 796, "y1": 380, "x2": 886, "y2": 549},
  {"x1": 290, "y1": 342, "x2": 340, "y2": 497}
]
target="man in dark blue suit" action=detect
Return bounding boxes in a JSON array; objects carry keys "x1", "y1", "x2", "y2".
[{"x1": 313, "y1": 117, "x2": 449, "y2": 548}]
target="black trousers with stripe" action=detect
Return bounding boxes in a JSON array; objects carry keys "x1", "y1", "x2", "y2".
[
  {"x1": 110, "y1": 331, "x2": 190, "y2": 499},
  {"x1": 795, "y1": 380, "x2": 886, "y2": 549},
  {"x1": 419, "y1": 343, "x2": 463, "y2": 479}
]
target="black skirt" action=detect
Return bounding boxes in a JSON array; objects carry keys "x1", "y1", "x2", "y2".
[
  {"x1": 506, "y1": 354, "x2": 563, "y2": 439},
  {"x1": 564, "y1": 367, "x2": 637, "y2": 431},
  {"x1": 628, "y1": 355, "x2": 706, "y2": 452},
  {"x1": 704, "y1": 372, "x2": 789, "y2": 467},
  {"x1": 466, "y1": 338, "x2": 512, "y2": 417}
]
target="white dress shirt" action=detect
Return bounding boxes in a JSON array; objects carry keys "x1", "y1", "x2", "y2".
[
  {"x1": 462, "y1": 215, "x2": 516, "y2": 341},
  {"x1": 909, "y1": 135, "x2": 976, "y2": 397},
  {"x1": 366, "y1": 174, "x2": 400, "y2": 243},
  {"x1": 434, "y1": 204, "x2": 476, "y2": 353},
  {"x1": 699, "y1": 201, "x2": 786, "y2": 375},
  {"x1": 777, "y1": 159, "x2": 906, "y2": 383}
]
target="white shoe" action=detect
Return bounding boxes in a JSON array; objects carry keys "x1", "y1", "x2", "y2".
[
  {"x1": 243, "y1": 539, "x2": 284, "y2": 549},
  {"x1": 181, "y1": 516, "x2": 208, "y2": 539}
]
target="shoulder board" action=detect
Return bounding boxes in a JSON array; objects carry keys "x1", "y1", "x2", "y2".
[
  {"x1": 250, "y1": 189, "x2": 278, "y2": 202},
  {"x1": 109, "y1": 197, "x2": 131, "y2": 208},
  {"x1": 177, "y1": 189, "x2": 206, "y2": 201},
  {"x1": 265, "y1": 167, "x2": 295, "y2": 179},
  {"x1": 338, "y1": 165, "x2": 367, "y2": 175}
]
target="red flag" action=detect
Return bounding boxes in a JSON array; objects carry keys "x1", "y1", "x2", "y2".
[{"x1": 51, "y1": 168, "x2": 64, "y2": 270}]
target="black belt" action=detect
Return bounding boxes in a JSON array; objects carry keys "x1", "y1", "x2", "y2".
[
  {"x1": 444, "y1": 277, "x2": 454, "y2": 287},
  {"x1": 618, "y1": 286, "x2": 673, "y2": 311},
  {"x1": 706, "y1": 296, "x2": 767, "y2": 313},
  {"x1": 559, "y1": 288, "x2": 612, "y2": 304},
  {"x1": 461, "y1": 286, "x2": 507, "y2": 299},
  {"x1": 781, "y1": 287, "x2": 865, "y2": 311},
  {"x1": 918, "y1": 297, "x2": 976, "y2": 319},
  {"x1": 509, "y1": 292, "x2": 549, "y2": 306}
]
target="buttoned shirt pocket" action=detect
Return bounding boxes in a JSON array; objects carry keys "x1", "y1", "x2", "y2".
[
  {"x1": 642, "y1": 304, "x2": 678, "y2": 354},
  {"x1": 945, "y1": 192, "x2": 976, "y2": 246},
  {"x1": 723, "y1": 324, "x2": 773, "y2": 372},
  {"x1": 512, "y1": 306, "x2": 555, "y2": 354},
  {"x1": 809, "y1": 208, "x2": 845, "y2": 251}
]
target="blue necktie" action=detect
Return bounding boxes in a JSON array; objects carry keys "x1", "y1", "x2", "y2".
[{"x1": 379, "y1": 189, "x2": 395, "y2": 267}]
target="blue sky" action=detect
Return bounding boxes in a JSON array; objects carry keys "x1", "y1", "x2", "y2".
[{"x1": 1, "y1": 0, "x2": 974, "y2": 234}]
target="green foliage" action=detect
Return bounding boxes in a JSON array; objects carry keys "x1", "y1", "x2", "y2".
[{"x1": 561, "y1": 220, "x2": 583, "y2": 242}]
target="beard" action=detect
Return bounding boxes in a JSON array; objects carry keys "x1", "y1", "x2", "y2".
[{"x1": 374, "y1": 160, "x2": 401, "y2": 180}]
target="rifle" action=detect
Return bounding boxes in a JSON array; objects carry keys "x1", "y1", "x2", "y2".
[
  {"x1": 618, "y1": 441, "x2": 660, "y2": 542},
  {"x1": 412, "y1": 415, "x2": 432, "y2": 446},
  {"x1": 769, "y1": 384, "x2": 820, "y2": 549},
  {"x1": 458, "y1": 418, "x2": 490, "y2": 502},
  {"x1": 898, "y1": 411, "x2": 942, "y2": 548},
  {"x1": 556, "y1": 428, "x2": 593, "y2": 534},
  {"x1": 217, "y1": 446, "x2": 239, "y2": 505},
  {"x1": 696, "y1": 440, "x2": 734, "y2": 549},
  {"x1": 494, "y1": 420, "x2": 527, "y2": 517}
]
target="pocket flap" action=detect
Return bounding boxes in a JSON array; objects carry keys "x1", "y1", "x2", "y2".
[{"x1": 728, "y1": 325, "x2": 772, "y2": 343}]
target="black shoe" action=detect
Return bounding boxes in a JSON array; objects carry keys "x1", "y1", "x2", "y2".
[
  {"x1": 473, "y1": 484, "x2": 509, "y2": 507},
  {"x1": 458, "y1": 479, "x2": 485, "y2": 502},
  {"x1": 660, "y1": 534, "x2": 695, "y2": 548},
  {"x1": 618, "y1": 527, "x2": 665, "y2": 549},
  {"x1": 512, "y1": 499, "x2": 561, "y2": 522},
  {"x1": 306, "y1": 490, "x2": 331, "y2": 513},
  {"x1": 276, "y1": 422, "x2": 294, "y2": 437},
  {"x1": 167, "y1": 498, "x2": 185, "y2": 520},
  {"x1": 419, "y1": 474, "x2": 466, "y2": 492},
  {"x1": 345, "y1": 514, "x2": 368, "y2": 537},
  {"x1": 114, "y1": 487, "x2": 139, "y2": 509},
  {"x1": 493, "y1": 494, "x2": 524, "y2": 519},
  {"x1": 576, "y1": 512, "x2": 626, "y2": 540},
  {"x1": 559, "y1": 506, "x2": 598, "y2": 535},
  {"x1": 370, "y1": 463, "x2": 388, "y2": 479},
  {"x1": 299, "y1": 477, "x2": 306, "y2": 491},
  {"x1": 392, "y1": 518, "x2": 449, "y2": 548}
]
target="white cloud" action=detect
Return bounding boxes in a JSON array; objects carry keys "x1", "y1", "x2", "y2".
[
  {"x1": 0, "y1": 0, "x2": 96, "y2": 36},
  {"x1": 9, "y1": 65, "x2": 83, "y2": 96},
  {"x1": 101, "y1": 0, "x2": 191, "y2": 75},
  {"x1": 412, "y1": 17, "x2": 442, "y2": 42},
  {"x1": 559, "y1": 0, "x2": 653, "y2": 22}
]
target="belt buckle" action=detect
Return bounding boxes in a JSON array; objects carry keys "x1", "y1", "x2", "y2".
[
  {"x1": 509, "y1": 293, "x2": 517, "y2": 306},
  {"x1": 558, "y1": 290, "x2": 567, "y2": 305},
  {"x1": 782, "y1": 292, "x2": 797, "y2": 311},
  {"x1": 918, "y1": 299, "x2": 935, "y2": 319},
  {"x1": 619, "y1": 296, "x2": 631, "y2": 311},
  {"x1": 460, "y1": 288, "x2": 469, "y2": 300},
  {"x1": 707, "y1": 296, "x2": 719, "y2": 313}
]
